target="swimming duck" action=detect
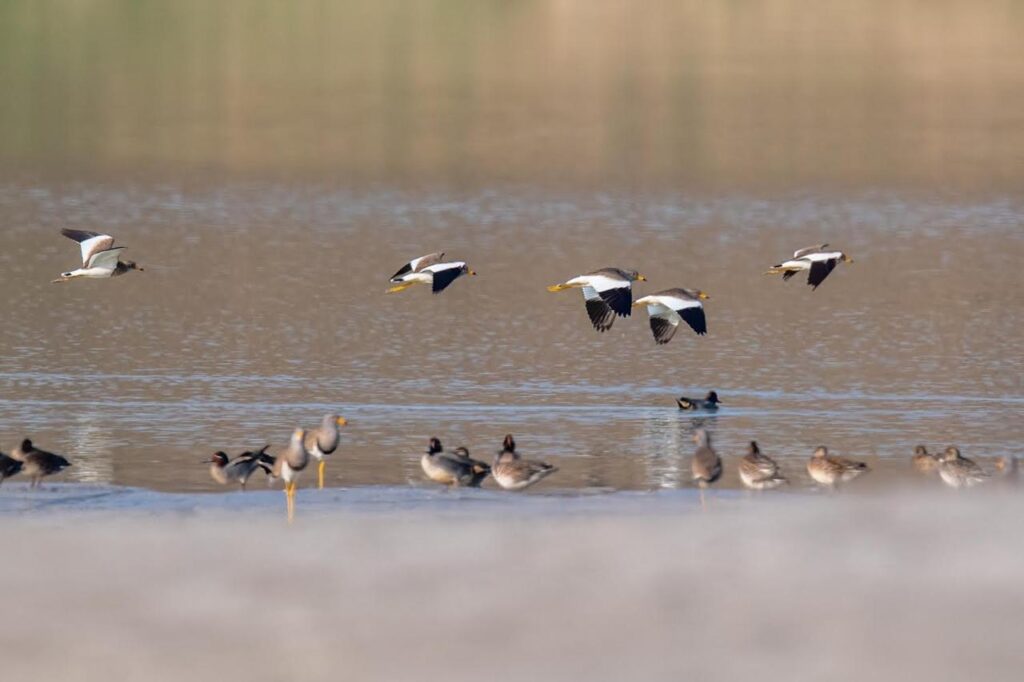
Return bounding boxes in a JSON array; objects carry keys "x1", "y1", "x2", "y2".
[
  {"x1": 937, "y1": 446, "x2": 988, "y2": 489},
  {"x1": 547, "y1": 267, "x2": 647, "y2": 332},
  {"x1": 420, "y1": 438, "x2": 490, "y2": 487},
  {"x1": 11, "y1": 439, "x2": 72, "y2": 487},
  {"x1": 676, "y1": 391, "x2": 721, "y2": 411},
  {"x1": 806, "y1": 446, "x2": 869, "y2": 489},
  {"x1": 492, "y1": 434, "x2": 558, "y2": 491},
  {"x1": 304, "y1": 414, "x2": 348, "y2": 489},
  {"x1": 738, "y1": 441, "x2": 787, "y2": 490}
]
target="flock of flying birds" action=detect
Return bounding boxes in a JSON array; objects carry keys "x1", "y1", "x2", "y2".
[{"x1": 0, "y1": 229, "x2": 1014, "y2": 518}]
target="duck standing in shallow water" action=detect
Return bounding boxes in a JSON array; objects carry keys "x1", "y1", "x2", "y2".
[
  {"x1": 738, "y1": 441, "x2": 787, "y2": 491},
  {"x1": 937, "y1": 446, "x2": 988, "y2": 489},
  {"x1": 806, "y1": 446, "x2": 869, "y2": 490},
  {"x1": 492, "y1": 434, "x2": 558, "y2": 491},
  {"x1": 420, "y1": 438, "x2": 491, "y2": 488},
  {"x1": 912, "y1": 445, "x2": 940, "y2": 474},
  {"x1": 993, "y1": 455, "x2": 1019, "y2": 482},
  {"x1": 208, "y1": 447, "x2": 273, "y2": 491},
  {"x1": 677, "y1": 391, "x2": 721, "y2": 411},
  {"x1": 0, "y1": 451, "x2": 23, "y2": 485},
  {"x1": 11, "y1": 439, "x2": 72, "y2": 488}
]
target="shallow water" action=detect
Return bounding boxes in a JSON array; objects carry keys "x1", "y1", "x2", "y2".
[
  {"x1": 0, "y1": 185, "x2": 1021, "y2": 493},
  {"x1": 0, "y1": 2, "x2": 1022, "y2": 496}
]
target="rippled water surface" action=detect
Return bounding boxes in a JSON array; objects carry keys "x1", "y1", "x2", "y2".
[{"x1": 0, "y1": 2, "x2": 1021, "y2": 494}]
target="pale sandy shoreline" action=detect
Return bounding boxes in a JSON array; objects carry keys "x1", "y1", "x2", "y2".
[{"x1": 1, "y1": 489, "x2": 1021, "y2": 682}]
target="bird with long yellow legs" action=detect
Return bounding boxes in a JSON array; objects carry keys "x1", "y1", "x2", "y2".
[
  {"x1": 304, "y1": 414, "x2": 348, "y2": 489},
  {"x1": 271, "y1": 428, "x2": 309, "y2": 523}
]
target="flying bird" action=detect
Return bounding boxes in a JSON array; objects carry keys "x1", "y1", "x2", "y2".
[
  {"x1": 53, "y1": 229, "x2": 143, "y2": 282},
  {"x1": 764, "y1": 244, "x2": 853, "y2": 290},
  {"x1": 633, "y1": 288, "x2": 710, "y2": 343},
  {"x1": 547, "y1": 268, "x2": 647, "y2": 332},
  {"x1": 387, "y1": 253, "x2": 476, "y2": 294}
]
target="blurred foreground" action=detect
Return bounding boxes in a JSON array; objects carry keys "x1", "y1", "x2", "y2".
[{"x1": 2, "y1": 488, "x2": 1021, "y2": 681}]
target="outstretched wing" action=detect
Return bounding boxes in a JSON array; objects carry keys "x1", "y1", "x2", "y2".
[
  {"x1": 427, "y1": 263, "x2": 466, "y2": 294},
  {"x1": 807, "y1": 258, "x2": 838, "y2": 289},
  {"x1": 581, "y1": 286, "x2": 616, "y2": 332},
  {"x1": 86, "y1": 247, "x2": 126, "y2": 272},
  {"x1": 674, "y1": 303, "x2": 707, "y2": 335},
  {"x1": 390, "y1": 252, "x2": 445, "y2": 282},
  {"x1": 62, "y1": 229, "x2": 116, "y2": 266},
  {"x1": 645, "y1": 302, "x2": 679, "y2": 345},
  {"x1": 793, "y1": 243, "x2": 828, "y2": 259}
]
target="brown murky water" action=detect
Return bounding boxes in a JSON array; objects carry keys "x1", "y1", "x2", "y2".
[{"x1": 0, "y1": 1, "x2": 1021, "y2": 494}]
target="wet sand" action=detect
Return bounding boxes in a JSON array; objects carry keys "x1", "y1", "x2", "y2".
[{"x1": 2, "y1": 489, "x2": 1022, "y2": 682}]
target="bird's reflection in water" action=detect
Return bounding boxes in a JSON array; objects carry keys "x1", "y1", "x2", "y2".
[
  {"x1": 66, "y1": 412, "x2": 116, "y2": 484},
  {"x1": 637, "y1": 412, "x2": 719, "y2": 489}
]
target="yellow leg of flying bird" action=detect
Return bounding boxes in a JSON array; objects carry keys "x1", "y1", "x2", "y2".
[
  {"x1": 318, "y1": 460, "x2": 326, "y2": 489},
  {"x1": 386, "y1": 282, "x2": 417, "y2": 294}
]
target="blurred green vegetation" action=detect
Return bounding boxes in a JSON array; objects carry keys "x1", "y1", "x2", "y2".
[{"x1": 0, "y1": 1, "x2": 1021, "y2": 190}]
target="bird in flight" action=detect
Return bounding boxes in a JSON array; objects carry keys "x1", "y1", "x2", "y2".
[{"x1": 53, "y1": 229, "x2": 143, "y2": 282}]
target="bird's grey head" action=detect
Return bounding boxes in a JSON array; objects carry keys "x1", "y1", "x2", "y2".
[
  {"x1": 621, "y1": 269, "x2": 646, "y2": 282},
  {"x1": 913, "y1": 445, "x2": 929, "y2": 457},
  {"x1": 125, "y1": 260, "x2": 144, "y2": 272},
  {"x1": 502, "y1": 434, "x2": 516, "y2": 453},
  {"x1": 942, "y1": 446, "x2": 961, "y2": 461},
  {"x1": 692, "y1": 429, "x2": 710, "y2": 446},
  {"x1": 748, "y1": 441, "x2": 760, "y2": 455},
  {"x1": 813, "y1": 445, "x2": 829, "y2": 458}
]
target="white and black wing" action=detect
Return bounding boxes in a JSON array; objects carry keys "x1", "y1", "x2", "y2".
[
  {"x1": 581, "y1": 285, "x2": 617, "y2": 332},
  {"x1": 673, "y1": 301, "x2": 707, "y2": 335},
  {"x1": 86, "y1": 247, "x2": 126, "y2": 272},
  {"x1": 426, "y1": 262, "x2": 466, "y2": 294},
  {"x1": 588, "y1": 272, "x2": 633, "y2": 317},
  {"x1": 61, "y1": 229, "x2": 116, "y2": 267},
  {"x1": 793, "y1": 243, "x2": 828, "y2": 259},
  {"x1": 389, "y1": 252, "x2": 445, "y2": 282},
  {"x1": 807, "y1": 258, "x2": 838, "y2": 289},
  {"x1": 644, "y1": 292, "x2": 707, "y2": 344}
]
